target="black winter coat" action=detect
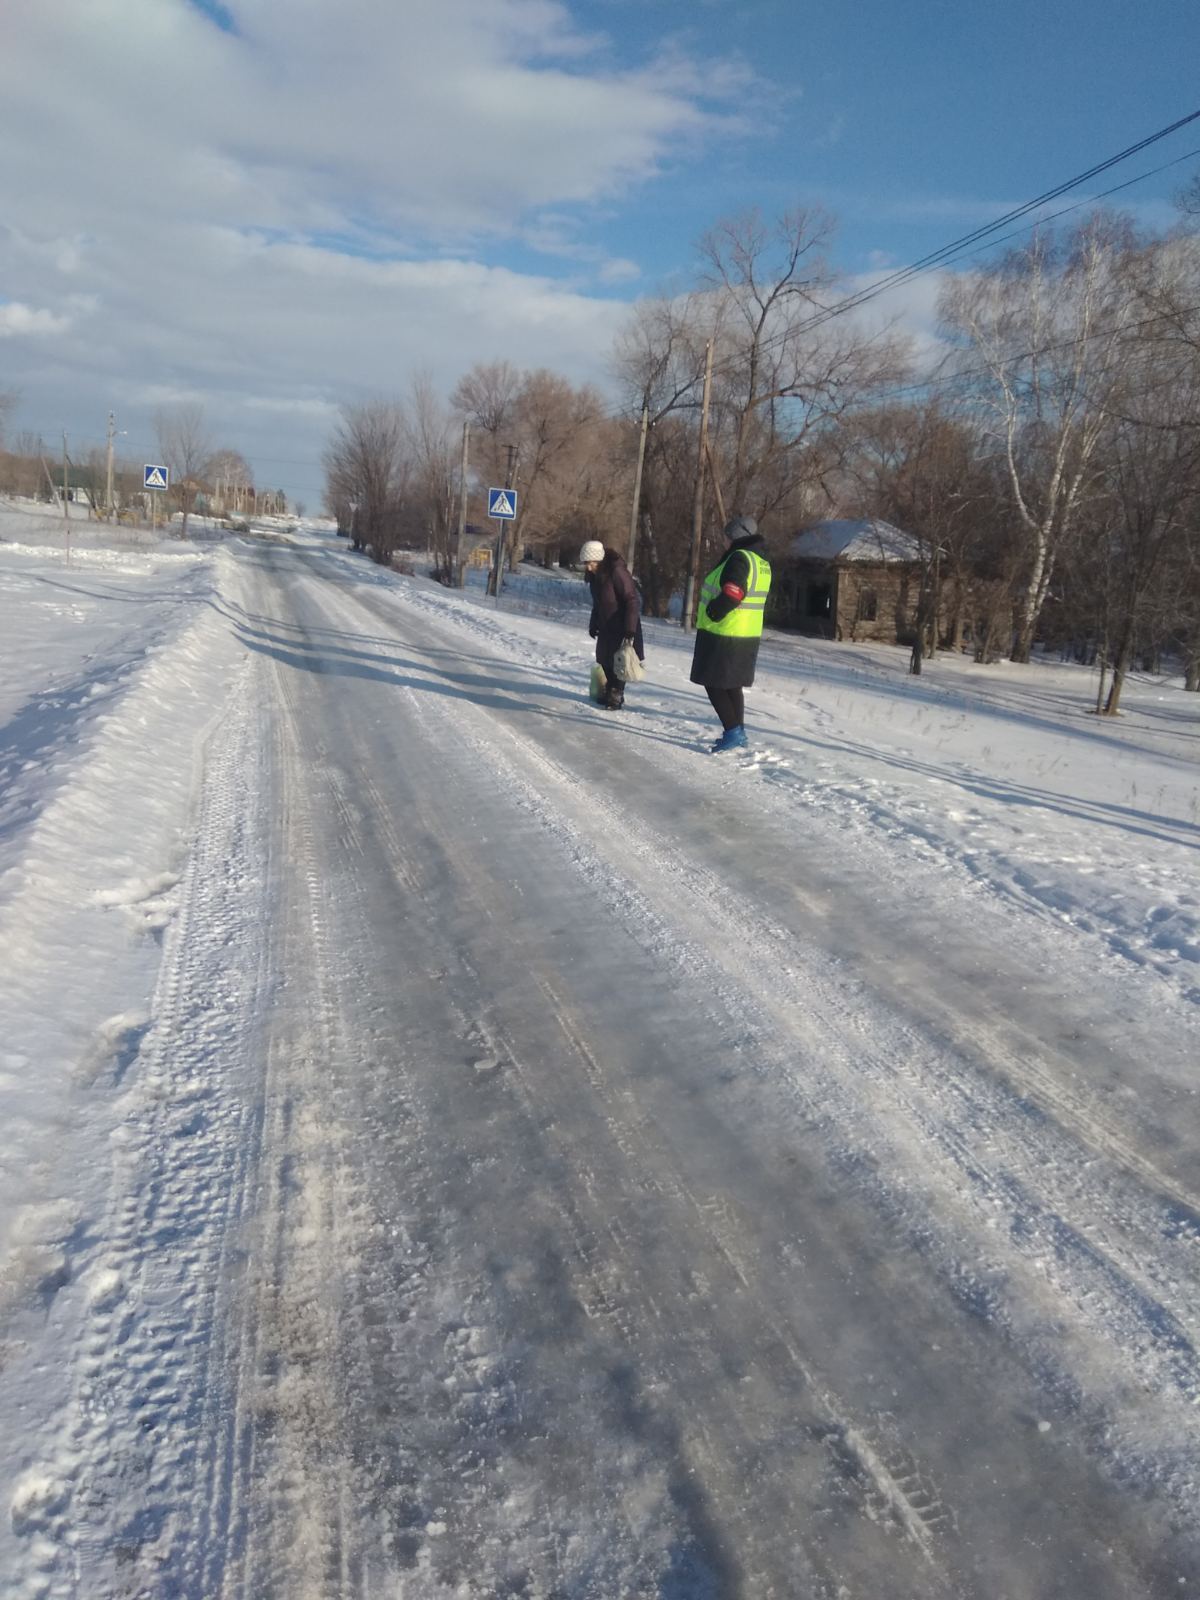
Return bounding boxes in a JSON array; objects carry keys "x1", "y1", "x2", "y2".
[
  {"x1": 587, "y1": 552, "x2": 645, "y2": 672},
  {"x1": 689, "y1": 533, "x2": 769, "y2": 689}
]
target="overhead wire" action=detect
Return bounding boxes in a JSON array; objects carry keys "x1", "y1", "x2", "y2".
[
  {"x1": 689, "y1": 115, "x2": 1200, "y2": 400},
  {"x1": 767, "y1": 108, "x2": 1200, "y2": 338},
  {"x1": 12, "y1": 112, "x2": 1200, "y2": 486}
]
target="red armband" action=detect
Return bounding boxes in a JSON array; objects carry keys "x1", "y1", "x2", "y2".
[{"x1": 721, "y1": 582, "x2": 746, "y2": 601}]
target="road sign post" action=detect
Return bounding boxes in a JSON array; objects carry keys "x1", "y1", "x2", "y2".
[
  {"x1": 144, "y1": 464, "x2": 169, "y2": 533},
  {"x1": 486, "y1": 486, "x2": 518, "y2": 606}
]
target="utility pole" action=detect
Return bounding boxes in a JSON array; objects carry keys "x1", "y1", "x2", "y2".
[
  {"x1": 682, "y1": 338, "x2": 715, "y2": 632},
  {"x1": 627, "y1": 400, "x2": 649, "y2": 571},
  {"x1": 705, "y1": 439, "x2": 727, "y2": 528},
  {"x1": 456, "y1": 419, "x2": 470, "y2": 588},
  {"x1": 62, "y1": 431, "x2": 72, "y2": 564},
  {"x1": 105, "y1": 411, "x2": 116, "y2": 520},
  {"x1": 491, "y1": 442, "x2": 518, "y2": 602}
]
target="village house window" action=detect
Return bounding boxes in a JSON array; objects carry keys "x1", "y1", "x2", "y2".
[{"x1": 856, "y1": 588, "x2": 878, "y2": 623}]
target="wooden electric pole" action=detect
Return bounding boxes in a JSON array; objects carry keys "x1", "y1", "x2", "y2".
[
  {"x1": 105, "y1": 412, "x2": 116, "y2": 520},
  {"x1": 705, "y1": 439, "x2": 727, "y2": 528},
  {"x1": 61, "y1": 432, "x2": 72, "y2": 564},
  {"x1": 682, "y1": 338, "x2": 715, "y2": 632},
  {"x1": 491, "y1": 443, "x2": 518, "y2": 601},
  {"x1": 456, "y1": 419, "x2": 470, "y2": 588},
  {"x1": 627, "y1": 401, "x2": 649, "y2": 570}
]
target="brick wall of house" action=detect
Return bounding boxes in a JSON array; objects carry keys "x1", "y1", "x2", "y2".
[
  {"x1": 776, "y1": 557, "x2": 934, "y2": 643},
  {"x1": 835, "y1": 562, "x2": 920, "y2": 643}
]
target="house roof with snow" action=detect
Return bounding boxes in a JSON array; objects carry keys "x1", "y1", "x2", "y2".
[{"x1": 788, "y1": 518, "x2": 922, "y2": 564}]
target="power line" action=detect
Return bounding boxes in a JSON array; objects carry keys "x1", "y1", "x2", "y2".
[
  {"x1": 10, "y1": 110, "x2": 1200, "y2": 490},
  {"x1": 948, "y1": 143, "x2": 1200, "y2": 265},
  {"x1": 597, "y1": 108, "x2": 1200, "y2": 421},
  {"x1": 799, "y1": 108, "x2": 1200, "y2": 329}
]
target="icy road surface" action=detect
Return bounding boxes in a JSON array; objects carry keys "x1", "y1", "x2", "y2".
[{"x1": 2, "y1": 523, "x2": 1198, "y2": 1598}]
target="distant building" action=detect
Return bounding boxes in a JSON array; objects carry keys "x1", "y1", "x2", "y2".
[
  {"x1": 775, "y1": 518, "x2": 927, "y2": 644},
  {"x1": 451, "y1": 522, "x2": 495, "y2": 568}
]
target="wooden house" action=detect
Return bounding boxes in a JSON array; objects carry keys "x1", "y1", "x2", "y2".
[{"x1": 773, "y1": 518, "x2": 926, "y2": 643}]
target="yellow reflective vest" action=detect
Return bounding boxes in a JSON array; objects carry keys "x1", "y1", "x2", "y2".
[{"x1": 697, "y1": 549, "x2": 772, "y2": 638}]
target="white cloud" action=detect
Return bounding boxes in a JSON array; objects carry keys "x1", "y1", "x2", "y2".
[
  {"x1": 598, "y1": 257, "x2": 642, "y2": 284},
  {"x1": 0, "y1": 0, "x2": 749, "y2": 495},
  {"x1": 0, "y1": 302, "x2": 72, "y2": 338},
  {"x1": 845, "y1": 268, "x2": 950, "y2": 370}
]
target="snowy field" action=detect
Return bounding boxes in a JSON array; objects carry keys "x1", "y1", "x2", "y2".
[{"x1": 0, "y1": 501, "x2": 1197, "y2": 1597}]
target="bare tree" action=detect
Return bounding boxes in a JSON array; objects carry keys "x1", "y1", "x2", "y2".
[
  {"x1": 611, "y1": 294, "x2": 709, "y2": 427},
  {"x1": 208, "y1": 448, "x2": 254, "y2": 516},
  {"x1": 451, "y1": 362, "x2": 620, "y2": 588},
  {"x1": 451, "y1": 359, "x2": 520, "y2": 489},
  {"x1": 843, "y1": 400, "x2": 1008, "y2": 671},
  {"x1": 451, "y1": 362, "x2": 521, "y2": 590},
  {"x1": 1124, "y1": 232, "x2": 1200, "y2": 392},
  {"x1": 939, "y1": 216, "x2": 1141, "y2": 662},
  {"x1": 510, "y1": 371, "x2": 613, "y2": 555},
  {"x1": 322, "y1": 400, "x2": 410, "y2": 563},
  {"x1": 610, "y1": 209, "x2": 910, "y2": 611},
  {"x1": 612, "y1": 296, "x2": 716, "y2": 609},
  {"x1": 1096, "y1": 336, "x2": 1200, "y2": 712},
  {"x1": 405, "y1": 372, "x2": 460, "y2": 580},
  {"x1": 1176, "y1": 170, "x2": 1200, "y2": 222},
  {"x1": 0, "y1": 425, "x2": 45, "y2": 500},
  {"x1": 155, "y1": 402, "x2": 213, "y2": 538},
  {"x1": 699, "y1": 208, "x2": 911, "y2": 524}
]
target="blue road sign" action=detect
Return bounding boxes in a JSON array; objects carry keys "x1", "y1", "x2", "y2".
[
  {"x1": 144, "y1": 464, "x2": 170, "y2": 490},
  {"x1": 487, "y1": 487, "x2": 517, "y2": 519}
]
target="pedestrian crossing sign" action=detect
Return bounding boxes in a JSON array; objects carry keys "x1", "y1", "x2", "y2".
[
  {"x1": 487, "y1": 487, "x2": 517, "y2": 519},
  {"x1": 144, "y1": 464, "x2": 169, "y2": 490}
]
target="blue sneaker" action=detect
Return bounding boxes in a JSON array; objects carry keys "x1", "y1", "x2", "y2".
[{"x1": 710, "y1": 724, "x2": 748, "y2": 753}]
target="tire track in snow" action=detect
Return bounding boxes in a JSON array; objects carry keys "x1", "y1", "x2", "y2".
[
  {"x1": 244, "y1": 546, "x2": 1197, "y2": 1594},
  {"x1": 466, "y1": 696, "x2": 1200, "y2": 1502},
  {"x1": 5, "y1": 648, "x2": 271, "y2": 1598},
  {"x1": 298, "y1": 574, "x2": 968, "y2": 1593},
  {"x1": 327, "y1": 570, "x2": 1200, "y2": 1556}
]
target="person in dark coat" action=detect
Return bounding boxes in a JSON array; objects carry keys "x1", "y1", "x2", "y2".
[
  {"x1": 689, "y1": 514, "x2": 773, "y2": 751},
  {"x1": 580, "y1": 540, "x2": 644, "y2": 709}
]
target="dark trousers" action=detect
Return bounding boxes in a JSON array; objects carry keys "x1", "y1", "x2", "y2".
[
  {"x1": 706, "y1": 686, "x2": 744, "y2": 731},
  {"x1": 598, "y1": 643, "x2": 626, "y2": 705}
]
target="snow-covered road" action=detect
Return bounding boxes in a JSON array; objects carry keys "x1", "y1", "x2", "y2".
[{"x1": 3, "y1": 520, "x2": 1198, "y2": 1597}]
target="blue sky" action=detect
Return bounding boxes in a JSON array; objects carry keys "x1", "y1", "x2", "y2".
[
  {"x1": 1, "y1": 0, "x2": 1198, "y2": 503},
  {"x1": 494, "y1": 0, "x2": 1200, "y2": 286}
]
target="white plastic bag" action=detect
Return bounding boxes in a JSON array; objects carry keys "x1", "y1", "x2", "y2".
[{"x1": 614, "y1": 641, "x2": 645, "y2": 682}]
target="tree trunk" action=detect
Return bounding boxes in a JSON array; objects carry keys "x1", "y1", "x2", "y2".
[
  {"x1": 1010, "y1": 527, "x2": 1053, "y2": 664},
  {"x1": 1102, "y1": 630, "x2": 1134, "y2": 716}
]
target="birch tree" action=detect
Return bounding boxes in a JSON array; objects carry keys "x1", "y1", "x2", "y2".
[{"x1": 938, "y1": 216, "x2": 1139, "y2": 662}]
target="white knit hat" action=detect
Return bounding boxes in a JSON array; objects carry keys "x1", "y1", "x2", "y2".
[{"x1": 579, "y1": 540, "x2": 605, "y2": 563}]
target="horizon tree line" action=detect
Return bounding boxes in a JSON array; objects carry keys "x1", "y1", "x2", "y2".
[{"x1": 320, "y1": 188, "x2": 1200, "y2": 704}]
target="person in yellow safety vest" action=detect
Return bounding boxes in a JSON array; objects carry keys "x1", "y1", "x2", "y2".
[{"x1": 689, "y1": 514, "x2": 772, "y2": 753}]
